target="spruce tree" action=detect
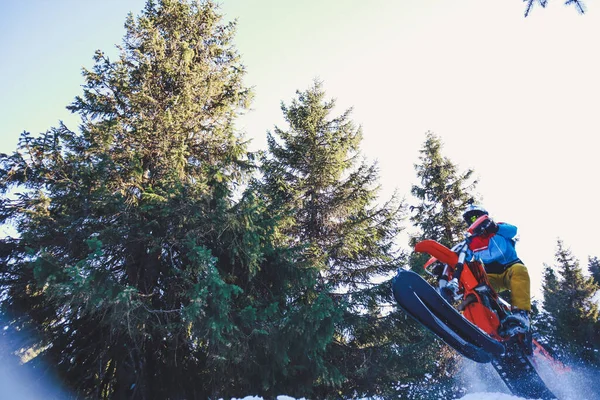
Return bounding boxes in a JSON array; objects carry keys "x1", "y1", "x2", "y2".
[
  {"x1": 523, "y1": 0, "x2": 586, "y2": 17},
  {"x1": 0, "y1": 1, "x2": 266, "y2": 398},
  {"x1": 410, "y1": 131, "x2": 478, "y2": 251},
  {"x1": 258, "y1": 81, "x2": 433, "y2": 398},
  {"x1": 590, "y1": 256, "x2": 600, "y2": 362},
  {"x1": 589, "y1": 256, "x2": 600, "y2": 285},
  {"x1": 542, "y1": 241, "x2": 599, "y2": 364},
  {"x1": 407, "y1": 131, "x2": 480, "y2": 396},
  {"x1": 535, "y1": 264, "x2": 561, "y2": 352}
]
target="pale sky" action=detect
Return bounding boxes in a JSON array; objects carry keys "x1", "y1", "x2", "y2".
[{"x1": 1, "y1": 0, "x2": 598, "y2": 300}]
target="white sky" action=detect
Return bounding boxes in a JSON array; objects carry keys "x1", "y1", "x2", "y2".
[{"x1": 1, "y1": 0, "x2": 598, "y2": 300}]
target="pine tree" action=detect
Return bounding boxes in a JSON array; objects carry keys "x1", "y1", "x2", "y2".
[
  {"x1": 542, "y1": 240, "x2": 599, "y2": 364},
  {"x1": 590, "y1": 256, "x2": 600, "y2": 363},
  {"x1": 407, "y1": 131, "x2": 480, "y2": 395},
  {"x1": 258, "y1": 81, "x2": 434, "y2": 398},
  {"x1": 535, "y1": 264, "x2": 561, "y2": 352},
  {"x1": 0, "y1": 1, "x2": 264, "y2": 398},
  {"x1": 410, "y1": 131, "x2": 478, "y2": 251},
  {"x1": 589, "y1": 256, "x2": 600, "y2": 285},
  {"x1": 523, "y1": 0, "x2": 586, "y2": 17}
]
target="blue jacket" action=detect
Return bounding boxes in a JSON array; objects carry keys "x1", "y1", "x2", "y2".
[{"x1": 467, "y1": 223, "x2": 521, "y2": 274}]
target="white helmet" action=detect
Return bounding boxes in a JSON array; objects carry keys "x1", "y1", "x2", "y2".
[{"x1": 462, "y1": 204, "x2": 488, "y2": 226}]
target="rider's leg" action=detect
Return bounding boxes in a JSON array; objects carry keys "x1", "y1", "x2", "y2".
[
  {"x1": 486, "y1": 264, "x2": 531, "y2": 311},
  {"x1": 486, "y1": 272, "x2": 507, "y2": 294},
  {"x1": 488, "y1": 264, "x2": 531, "y2": 334},
  {"x1": 505, "y1": 263, "x2": 531, "y2": 311}
]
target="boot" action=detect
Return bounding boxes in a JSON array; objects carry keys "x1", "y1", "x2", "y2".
[{"x1": 500, "y1": 309, "x2": 530, "y2": 337}]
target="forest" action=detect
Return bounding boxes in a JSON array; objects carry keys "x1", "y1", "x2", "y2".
[{"x1": 0, "y1": 1, "x2": 598, "y2": 399}]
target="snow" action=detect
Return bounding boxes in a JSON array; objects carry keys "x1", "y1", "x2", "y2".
[
  {"x1": 229, "y1": 397, "x2": 305, "y2": 400},
  {"x1": 459, "y1": 394, "x2": 528, "y2": 400},
  {"x1": 229, "y1": 394, "x2": 527, "y2": 400}
]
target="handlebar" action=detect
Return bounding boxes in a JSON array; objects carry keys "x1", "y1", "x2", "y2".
[{"x1": 447, "y1": 235, "x2": 474, "y2": 284}]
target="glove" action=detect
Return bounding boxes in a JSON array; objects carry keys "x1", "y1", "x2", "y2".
[
  {"x1": 446, "y1": 278, "x2": 459, "y2": 294},
  {"x1": 439, "y1": 278, "x2": 459, "y2": 303},
  {"x1": 473, "y1": 218, "x2": 498, "y2": 236}
]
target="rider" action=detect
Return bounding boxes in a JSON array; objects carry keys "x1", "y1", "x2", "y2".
[{"x1": 460, "y1": 204, "x2": 531, "y2": 335}]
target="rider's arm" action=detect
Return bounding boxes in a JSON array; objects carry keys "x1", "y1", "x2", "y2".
[{"x1": 496, "y1": 222, "x2": 517, "y2": 239}]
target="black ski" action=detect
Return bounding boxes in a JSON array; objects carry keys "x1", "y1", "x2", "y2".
[
  {"x1": 492, "y1": 342, "x2": 557, "y2": 399},
  {"x1": 391, "y1": 269, "x2": 504, "y2": 363}
]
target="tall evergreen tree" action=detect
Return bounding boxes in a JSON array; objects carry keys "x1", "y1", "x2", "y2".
[
  {"x1": 410, "y1": 131, "x2": 478, "y2": 251},
  {"x1": 590, "y1": 256, "x2": 600, "y2": 362},
  {"x1": 522, "y1": 0, "x2": 586, "y2": 17},
  {"x1": 258, "y1": 81, "x2": 434, "y2": 398},
  {"x1": 534, "y1": 264, "x2": 561, "y2": 352},
  {"x1": 542, "y1": 241, "x2": 599, "y2": 364},
  {"x1": 0, "y1": 1, "x2": 274, "y2": 398},
  {"x1": 589, "y1": 256, "x2": 600, "y2": 285}
]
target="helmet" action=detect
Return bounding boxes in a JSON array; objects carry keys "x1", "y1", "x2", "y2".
[{"x1": 462, "y1": 204, "x2": 488, "y2": 226}]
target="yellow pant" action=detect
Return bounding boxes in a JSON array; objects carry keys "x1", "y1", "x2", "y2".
[{"x1": 486, "y1": 263, "x2": 531, "y2": 311}]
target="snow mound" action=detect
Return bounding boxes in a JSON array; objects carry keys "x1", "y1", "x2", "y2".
[
  {"x1": 229, "y1": 394, "x2": 527, "y2": 400},
  {"x1": 459, "y1": 393, "x2": 530, "y2": 400},
  {"x1": 230, "y1": 397, "x2": 306, "y2": 400}
]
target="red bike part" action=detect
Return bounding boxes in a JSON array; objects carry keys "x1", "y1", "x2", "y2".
[
  {"x1": 463, "y1": 301, "x2": 502, "y2": 339},
  {"x1": 460, "y1": 261, "x2": 481, "y2": 292},
  {"x1": 415, "y1": 240, "x2": 458, "y2": 266},
  {"x1": 423, "y1": 256, "x2": 437, "y2": 271},
  {"x1": 531, "y1": 339, "x2": 571, "y2": 373},
  {"x1": 416, "y1": 239, "x2": 503, "y2": 340}
]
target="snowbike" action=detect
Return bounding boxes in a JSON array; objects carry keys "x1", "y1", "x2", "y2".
[{"x1": 392, "y1": 233, "x2": 559, "y2": 400}]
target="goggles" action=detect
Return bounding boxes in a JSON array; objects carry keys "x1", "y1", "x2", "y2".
[{"x1": 465, "y1": 212, "x2": 484, "y2": 225}]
